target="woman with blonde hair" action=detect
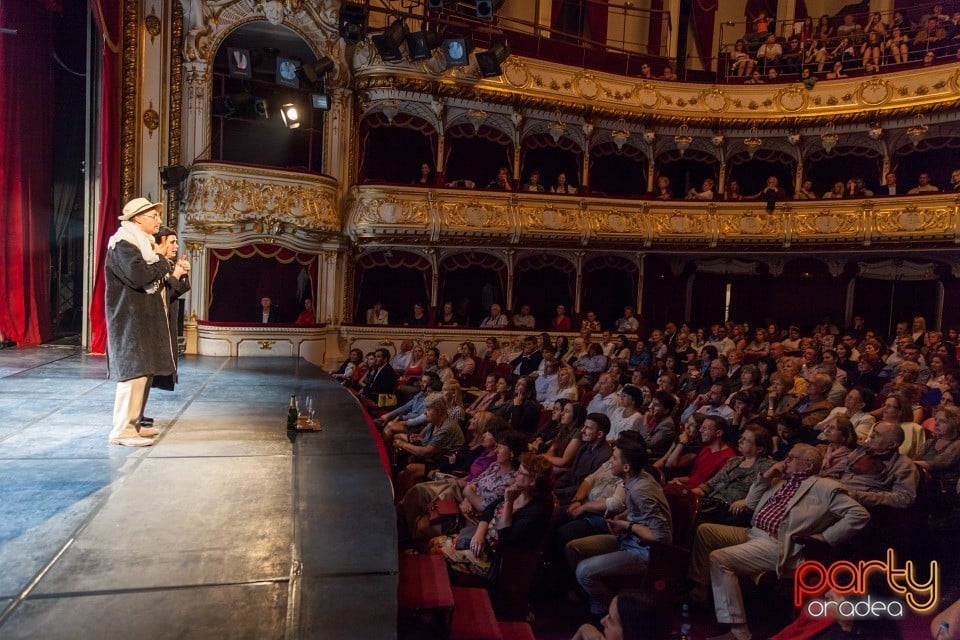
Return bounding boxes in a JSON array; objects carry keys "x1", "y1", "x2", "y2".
[{"x1": 442, "y1": 380, "x2": 465, "y2": 424}]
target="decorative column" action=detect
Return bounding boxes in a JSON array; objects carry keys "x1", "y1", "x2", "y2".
[
  {"x1": 574, "y1": 251, "x2": 584, "y2": 315},
  {"x1": 636, "y1": 252, "x2": 645, "y2": 315},
  {"x1": 317, "y1": 250, "x2": 340, "y2": 325},
  {"x1": 647, "y1": 158, "x2": 656, "y2": 192},
  {"x1": 581, "y1": 123, "x2": 594, "y2": 191},
  {"x1": 181, "y1": 60, "x2": 212, "y2": 166},
  {"x1": 182, "y1": 240, "x2": 206, "y2": 355},
  {"x1": 323, "y1": 87, "x2": 354, "y2": 195},
  {"x1": 718, "y1": 161, "x2": 726, "y2": 194},
  {"x1": 505, "y1": 249, "x2": 515, "y2": 313}
]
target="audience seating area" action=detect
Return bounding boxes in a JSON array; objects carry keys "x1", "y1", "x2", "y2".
[{"x1": 338, "y1": 309, "x2": 960, "y2": 639}]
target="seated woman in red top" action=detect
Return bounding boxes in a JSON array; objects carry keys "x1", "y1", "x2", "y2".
[
  {"x1": 295, "y1": 298, "x2": 316, "y2": 325},
  {"x1": 551, "y1": 304, "x2": 572, "y2": 331}
]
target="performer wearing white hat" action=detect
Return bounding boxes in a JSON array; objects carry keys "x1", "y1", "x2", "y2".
[{"x1": 104, "y1": 197, "x2": 190, "y2": 446}]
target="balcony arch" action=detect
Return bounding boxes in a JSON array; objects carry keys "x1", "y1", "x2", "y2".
[
  {"x1": 890, "y1": 134, "x2": 960, "y2": 192},
  {"x1": 209, "y1": 21, "x2": 328, "y2": 171},
  {"x1": 803, "y1": 137, "x2": 884, "y2": 196},
  {"x1": 581, "y1": 255, "x2": 640, "y2": 330},
  {"x1": 358, "y1": 110, "x2": 437, "y2": 183},
  {"x1": 513, "y1": 253, "x2": 577, "y2": 328},
  {"x1": 655, "y1": 147, "x2": 720, "y2": 198},
  {"x1": 444, "y1": 123, "x2": 515, "y2": 189},
  {"x1": 589, "y1": 133, "x2": 649, "y2": 197},
  {"x1": 727, "y1": 147, "x2": 797, "y2": 198},
  {"x1": 438, "y1": 251, "x2": 508, "y2": 324},
  {"x1": 352, "y1": 250, "x2": 432, "y2": 324}
]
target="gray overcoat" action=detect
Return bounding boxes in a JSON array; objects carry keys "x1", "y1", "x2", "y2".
[{"x1": 105, "y1": 240, "x2": 176, "y2": 382}]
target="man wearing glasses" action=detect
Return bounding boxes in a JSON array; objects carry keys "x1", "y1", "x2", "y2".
[{"x1": 105, "y1": 198, "x2": 190, "y2": 446}]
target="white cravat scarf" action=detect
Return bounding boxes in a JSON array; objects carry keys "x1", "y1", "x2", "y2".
[{"x1": 108, "y1": 221, "x2": 162, "y2": 294}]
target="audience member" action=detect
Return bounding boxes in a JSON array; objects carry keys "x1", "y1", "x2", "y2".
[
  {"x1": 565, "y1": 436, "x2": 671, "y2": 615},
  {"x1": 688, "y1": 444, "x2": 870, "y2": 640}
]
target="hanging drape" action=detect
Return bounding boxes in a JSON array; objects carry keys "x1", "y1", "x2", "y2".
[
  {"x1": 647, "y1": 0, "x2": 664, "y2": 55},
  {"x1": 691, "y1": 0, "x2": 718, "y2": 70},
  {"x1": 358, "y1": 112, "x2": 437, "y2": 182},
  {"x1": 445, "y1": 123, "x2": 514, "y2": 172},
  {"x1": 208, "y1": 244, "x2": 318, "y2": 313},
  {"x1": 521, "y1": 132, "x2": 583, "y2": 176},
  {"x1": 591, "y1": 141, "x2": 647, "y2": 162},
  {"x1": 354, "y1": 251, "x2": 431, "y2": 319},
  {"x1": 515, "y1": 255, "x2": 577, "y2": 301},
  {"x1": 88, "y1": 0, "x2": 121, "y2": 354},
  {"x1": 657, "y1": 148, "x2": 719, "y2": 166},
  {"x1": 728, "y1": 148, "x2": 796, "y2": 166},
  {"x1": 439, "y1": 251, "x2": 507, "y2": 303},
  {"x1": 0, "y1": 0, "x2": 59, "y2": 346},
  {"x1": 550, "y1": 0, "x2": 609, "y2": 44}
]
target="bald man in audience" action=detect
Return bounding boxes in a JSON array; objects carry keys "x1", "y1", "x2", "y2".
[{"x1": 820, "y1": 420, "x2": 918, "y2": 510}]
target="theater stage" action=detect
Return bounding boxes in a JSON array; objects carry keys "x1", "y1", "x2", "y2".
[{"x1": 0, "y1": 347, "x2": 397, "y2": 639}]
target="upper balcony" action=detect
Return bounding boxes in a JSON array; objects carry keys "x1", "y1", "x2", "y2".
[{"x1": 345, "y1": 183, "x2": 960, "y2": 250}]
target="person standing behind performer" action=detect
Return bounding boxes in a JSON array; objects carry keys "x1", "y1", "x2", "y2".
[
  {"x1": 105, "y1": 198, "x2": 189, "y2": 447},
  {"x1": 148, "y1": 226, "x2": 191, "y2": 399}
]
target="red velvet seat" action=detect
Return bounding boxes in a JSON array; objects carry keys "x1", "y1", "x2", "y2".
[
  {"x1": 398, "y1": 553, "x2": 455, "y2": 611},
  {"x1": 497, "y1": 622, "x2": 535, "y2": 640},
  {"x1": 450, "y1": 587, "x2": 502, "y2": 640}
]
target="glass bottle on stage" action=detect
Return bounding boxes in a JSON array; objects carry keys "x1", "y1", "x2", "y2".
[{"x1": 287, "y1": 394, "x2": 298, "y2": 430}]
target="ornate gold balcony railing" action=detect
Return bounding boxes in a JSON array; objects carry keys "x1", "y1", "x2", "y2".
[
  {"x1": 355, "y1": 48, "x2": 960, "y2": 126},
  {"x1": 345, "y1": 185, "x2": 960, "y2": 249},
  {"x1": 182, "y1": 161, "x2": 340, "y2": 241}
]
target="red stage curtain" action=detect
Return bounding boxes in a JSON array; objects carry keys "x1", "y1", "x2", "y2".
[
  {"x1": 0, "y1": 0, "x2": 59, "y2": 346},
  {"x1": 88, "y1": 0, "x2": 121, "y2": 354}
]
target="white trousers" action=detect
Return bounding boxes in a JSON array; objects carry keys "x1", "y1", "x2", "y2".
[{"x1": 109, "y1": 375, "x2": 152, "y2": 439}]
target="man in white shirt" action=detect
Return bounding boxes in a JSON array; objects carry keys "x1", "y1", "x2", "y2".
[
  {"x1": 615, "y1": 306, "x2": 639, "y2": 333},
  {"x1": 706, "y1": 325, "x2": 735, "y2": 356},
  {"x1": 390, "y1": 339, "x2": 415, "y2": 373},
  {"x1": 512, "y1": 304, "x2": 536, "y2": 329},
  {"x1": 587, "y1": 373, "x2": 619, "y2": 418},
  {"x1": 534, "y1": 358, "x2": 559, "y2": 404},
  {"x1": 479, "y1": 303, "x2": 509, "y2": 327}
]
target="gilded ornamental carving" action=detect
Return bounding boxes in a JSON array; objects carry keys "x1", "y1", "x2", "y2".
[
  {"x1": 182, "y1": 162, "x2": 339, "y2": 235},
  {"x1": 345, "y1": 186, "x2": 960, "y2": 249}
]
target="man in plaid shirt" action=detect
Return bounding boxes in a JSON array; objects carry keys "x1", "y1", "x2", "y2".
[{"x1": 688, "y1": 444, "x2": 870, "y2": 640}]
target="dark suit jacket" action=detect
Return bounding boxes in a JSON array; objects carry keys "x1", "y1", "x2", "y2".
[
  {"x1": 510, "y1": 350, "x2": 543, "y2": 376},
  {"x1": 362, "y1": 364, "x2": 398, "y2": 399},
  {"x1": 256, "y1": 308, "x2": 280, "y2": 323}
]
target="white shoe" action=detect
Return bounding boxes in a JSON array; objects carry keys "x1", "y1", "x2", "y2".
[
  {"x1": 110, "y1": 436, "x2": 155, "y2": 447},
  {"x1": 138, "y1": 426, "x2": 159, "y2": 437}
]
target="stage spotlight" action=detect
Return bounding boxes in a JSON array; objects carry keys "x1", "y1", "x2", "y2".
[
  {"x1": 406, "y1": 28, "x2": 441, "y2": 61},
  {"x1": 475, "y1": 38, "x2": 510, "y2": 77},
  {"x1": 212, "y1": 92, "x2": 252, "y2": 117},
  {"x1": 476, "y1": 0, "x2": 494, "y2": 19},
  {"x1": 443, "y1": 34, "x2": 473, "y2": 67},
  {"x1": 301, "y1": 56, "x2": 334, "y2": 85},
  {"x1": 372, "y1": 19, "x2": 409, "y2": 62},
  {"x1": 280, "y1": 103, "x2": 301, "y2": 129},
  {"x1": 338, "y1": 3, "x2": 368, "y2": 45},
  {"x1": 253, "y1": 98, "x2": 269, "y2": 119},
  {"x1": 311, "y1": 93, "x2": 330, "y2": 110},
  {"x1": 427, "y1": 0, "x2": 447, "y2": 9}
]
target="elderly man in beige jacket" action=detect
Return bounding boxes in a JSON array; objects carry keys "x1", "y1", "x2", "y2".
[{"x1": 689, "y1": 444, "x2": 870, "y2": 640}]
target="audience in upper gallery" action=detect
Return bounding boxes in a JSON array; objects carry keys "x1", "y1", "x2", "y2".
[
  {"x1": 551, "y1": 172, "x2": 578, "y2": 194},
  {"x1": 487, "y1": 166, "x2": 513, "y2": 191}
]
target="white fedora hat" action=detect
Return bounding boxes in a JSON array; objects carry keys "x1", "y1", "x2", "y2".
[{"x1": 119, "y1": 197, "x2": 163, "y2": 221}]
